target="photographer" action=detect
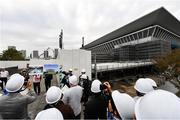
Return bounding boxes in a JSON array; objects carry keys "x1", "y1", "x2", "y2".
[
  {"x1": 0, "y1": 74, "x2": 37, "y2": 119},
  {"x1": 84, "y1": 79, "x2": 109, "y2": 119}
]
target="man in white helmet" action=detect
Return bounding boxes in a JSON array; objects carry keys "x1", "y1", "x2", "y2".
[
  {"x1": 84, "y1": 79, "x2": 108, "y2": 119},
  {"x1": 43, "y1": 86, "x2": 75, "y2": 119},
  {"x1": 79, "y1": 69, "x2": 91, "y2": 104},
  {"x1": 133, "y1": 78, "x2": 154, "y2": 102},
  {"x1": 62, "y1": 75, "x2": 83, "y2": 119},
  {"x1": 0, "y1": 73, "x2": 37, "y2": 119},
  {"x1": 35, "y1": 108, "x2": 64, "y2": 120}
]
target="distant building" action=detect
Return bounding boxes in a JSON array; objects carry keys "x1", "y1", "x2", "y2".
[
  {"x1": 82, "y1": 7, "x2": 180, "y2": 63},
  {"x1": 44, "y1": 50, "x2": 49, "y2": 59},
  {"x1": 54, "y1": 49, "x2": 59, "y2": 59},
  {"x1": 19, "y1": 50, "x2": 26, "y2": 58},
  {"x1": 8, "y1": 46, "x2": 16, "y2": 50},
  {"x1": 33, "y1": 50, "x2": 39, "y2": 59}
]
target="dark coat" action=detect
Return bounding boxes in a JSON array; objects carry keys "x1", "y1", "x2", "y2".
[
  {"x1": 44, "y1": 101, "x2": 75, "y2": 119},
  {"x1": 84, "y1": 93, "x2": 108, "y2": 119}
]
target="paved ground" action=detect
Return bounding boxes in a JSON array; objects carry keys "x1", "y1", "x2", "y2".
[{"x1": 28, "y1": 75, "x2": 59, "y2": 119}]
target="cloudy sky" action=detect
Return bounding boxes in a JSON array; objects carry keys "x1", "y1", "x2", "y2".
[{"x1": 0, "y1": 0, "x2": 180, "y2": 56}]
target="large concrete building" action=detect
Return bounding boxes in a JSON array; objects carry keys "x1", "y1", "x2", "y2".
[
  {"x1": 33, "y1": 50, "x2": 39, "y2": 59},
  {"x1": 82, "y1": 7, "x2": 180, "y2": 63}
]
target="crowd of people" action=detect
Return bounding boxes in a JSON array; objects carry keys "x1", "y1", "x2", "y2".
[{"x1": 0, "y1": 67, "x2": 180, "y2": 120}]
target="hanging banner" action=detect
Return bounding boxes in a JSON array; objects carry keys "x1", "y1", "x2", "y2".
[{"x1": 43, "y1": 64, "x2": 59, "y2": 73}]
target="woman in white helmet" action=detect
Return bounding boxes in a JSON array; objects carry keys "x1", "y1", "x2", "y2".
[
  {"x1": 62, "y1": 75, "x2": 83, "y2": 119},
  {"x1": 135, "y1": 90, "x2": 180, "y2": 119},
  {"x1": 133, "y1": 78, "x2": 154, "y2": 102},
  {"x1": 0, "y1": 73, "x2": 37, "y2": 119},
  {"x1": 43, "y1": 86, "x2": 75, "y2": 119},
  {"x1": 35, "y1": 108, "x2": 64, "y2": 120},
  {"x1": 84, "y1": 79, "x2": 108, "y2": 119}
]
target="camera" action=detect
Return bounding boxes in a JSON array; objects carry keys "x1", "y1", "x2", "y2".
[{"x1": 100, "y1": 84, "x2": 107, "y2": 90}]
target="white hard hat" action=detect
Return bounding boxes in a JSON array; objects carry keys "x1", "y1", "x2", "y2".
[
  {"x1": 6, "y1": 74, "x2": 25, "y2": 92},
  {"x1": 81, "y1": 69, "x2": 86, "y2": 73},
  {"x1": 80, "y1": 74, "x2": 87, "y2": 79},
  {"x1": 46, "y1": 86, "x2": 63, "y2": 104},
  {"x1": 134, "y1": 78, "x2": 154, "y2": 94},
  {"x1": 10, "y1": 73, "x2": 22, "y2": 79},
  {"x1": 69, "y1": 68, "x2": 73, "y2": 72},
  {"x1": 69, "y1": 75, "x2": 78, "y2": 85},
  {"x1": 145, "y1": 78, "x2": 157, "y2": 87},
  {"x1": 35, "y1": 108, "x2": 64, "y2": 120},
  {"x1": 91, "y1": 79, "x2": 102, "y2": 93},
  {"x1": 112, "y1": 90, "x2": 135, "y2": 119},
  {"x1": 135, "y1": 90, "x2": 180, "y2": 119}
]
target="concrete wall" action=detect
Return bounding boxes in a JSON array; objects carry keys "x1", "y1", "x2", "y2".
[
  {"x1": 57, "y1": 49, "x2": 91, "y2": 80},
  {"x1": 0, "y1": 49, "x2": 92, "y2": 79}
]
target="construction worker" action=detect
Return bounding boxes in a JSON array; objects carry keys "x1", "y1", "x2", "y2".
[
  {"x1": 35, "y1": 108, "x2": 64, "y2": 120},
  {"x1": 84, "y1": 79, "x2": 108, "y2": 119},
  {"x1": 62, "y1": 75, "x2": 83, "y2": 119},
  {"x1": 44, "y1": 86, "x2": 75, "y2": 119},
  {"x1": 0, "y1": 73, "x2": 36, "y2": 119},
  {"x1": 135, "y1": 90, "x2": 180, "y2": 119},
  {"x1": 133, "y1": 78, "x2": 154, "y2": 102}
]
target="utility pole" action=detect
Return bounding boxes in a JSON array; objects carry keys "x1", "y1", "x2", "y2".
[
  {"x1": 82, "y1": 37, "x2": 84, "y2": 48},
  {"x1": 59, "y1": 29, "x2": 63, "y2": 49},
  {"x1": 94, "y1": 53, "x2": 97, "y2": 79}
]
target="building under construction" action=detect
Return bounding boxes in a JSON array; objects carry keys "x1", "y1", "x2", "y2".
[{"x1": 82, "y1": 7, "x2": 180, "y2": 63}]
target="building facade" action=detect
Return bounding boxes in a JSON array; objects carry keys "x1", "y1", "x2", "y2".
[
  {"x1": 82, "y1": 7, "x2": 180, "y2": 63},
  {"x1": 33, "y1": 50, "x2": 39, "y2": 59}
]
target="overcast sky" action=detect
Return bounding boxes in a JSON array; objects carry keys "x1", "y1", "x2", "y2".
[{"x1": 0, "y1": 0, "x2": 180, "y2": 56}]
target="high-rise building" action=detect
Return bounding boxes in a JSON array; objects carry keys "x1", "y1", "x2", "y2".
[
  {"x1": 8, "y1": 46, "x2": 16, "y2": 50},
  {"x1": 19, "y1": 50, "x2": 26, "y2": 58},
  {"x1": 54, "y1": 49, "x2": 59, "y2": 59},
  {"x1": 44, "y1": 50, "x2": 49, "y2": 59},
  {"x1": 33, "y1": 50, "x2": 39, "y2": 59}
]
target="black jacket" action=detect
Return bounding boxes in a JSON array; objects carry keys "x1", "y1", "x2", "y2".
[{"x1": 84, "y1": 93, "x2": 108, "y2": 119}]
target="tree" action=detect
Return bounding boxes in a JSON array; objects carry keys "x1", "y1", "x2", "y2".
[
  {"x1": 0, "y1": 48, "x2": 25, "y2": 60},
  {"x1": 154, "y1": 49, "x2": 180, "y2": 88}
]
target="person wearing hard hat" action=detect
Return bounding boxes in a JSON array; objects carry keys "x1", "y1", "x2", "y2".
[
  {"x1": 35, "y1": 108, "x2": 64, "y2": 120},
  {"x1": 79, "y1": 69, "x2": 89, "y2": 86},
  {"x1": 133, "y1": 78, "x2": 154, "y2": 102},
  {"x1": 145, "y1": 78, "x2": 157, "y2": 89},
  {"x1": 44, "y1": 86, "x2": 75, "y2": 119},
  {"x1": 62, "y1": 75, "x2": 83, "y2": 119},
  {"x1": 79, "y1": 69, "x2": 91, "y2": 105},
  {"x1": 68, "y1": 68, "x2": 73, "y2": 77},
  {"x1": 0, "y1": 73, "x2": 37, "y2": 119},
  {"x1": 111, "y1": 90, "x2": 135, "y2": 119},
  {"x1": 135, "y1": 90, "x2": 180, "y2": 119},
  {"x1": 84, "y1": 79, "x2": 108, "y2": 119}
]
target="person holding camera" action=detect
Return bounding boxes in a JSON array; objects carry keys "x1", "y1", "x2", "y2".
[
  {"x1": 0, "y1": 73, "x2": 37, "y2": 119},
  {"x1": 84, "y1": 79, "x2": 109, "y2": 119}
]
